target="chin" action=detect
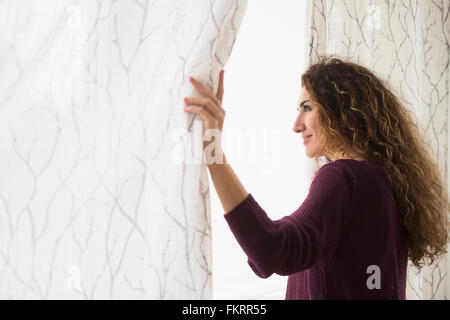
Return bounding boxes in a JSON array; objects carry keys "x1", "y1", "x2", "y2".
[
  {"x1": 305, "y1": 147, "x2": 323, "y2": 159},
  {"x1": 305, "y1": 150, "x2": 319, "y2": 158}
]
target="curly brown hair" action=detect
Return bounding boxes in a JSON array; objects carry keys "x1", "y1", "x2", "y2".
[{"x1": 301, "y1": 55, "x2": 449, "y2": 269}]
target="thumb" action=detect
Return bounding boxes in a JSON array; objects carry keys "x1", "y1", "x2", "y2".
[{"x1": 216, "y1": 69, "x2": 224, "y2": 102}]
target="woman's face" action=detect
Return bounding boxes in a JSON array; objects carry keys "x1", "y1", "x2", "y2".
[{"x1": 293, "y1": 87, "x2": 324, "y2": 158}]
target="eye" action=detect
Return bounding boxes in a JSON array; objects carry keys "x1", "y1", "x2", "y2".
[{"x1": 297, "y1": 105, "x2": 311, "y2": 112}]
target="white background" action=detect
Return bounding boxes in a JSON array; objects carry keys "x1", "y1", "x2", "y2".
[{"x1": 211, "y1": 0, "x2": 313, "y2": 299}]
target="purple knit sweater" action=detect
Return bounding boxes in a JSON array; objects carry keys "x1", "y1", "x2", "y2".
[{"x1": 224, "y1": 159, "x2": 408, "y2": 300}]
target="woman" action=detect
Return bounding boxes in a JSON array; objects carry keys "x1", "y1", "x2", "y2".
[{"x1": 183, "y1": 55, "x2": 449, "y2": 300}]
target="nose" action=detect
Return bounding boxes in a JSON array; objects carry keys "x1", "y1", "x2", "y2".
[{"x1": 293, "y1": 111, "x2": 305, "y2": 133}]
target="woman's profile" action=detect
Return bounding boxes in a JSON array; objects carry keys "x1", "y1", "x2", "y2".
[{"x1": 183, "y1": 55, "x2": 449, "y2": 299}]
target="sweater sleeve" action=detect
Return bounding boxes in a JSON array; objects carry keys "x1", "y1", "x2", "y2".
[{"x1": 224, "y1": 162, "x2": 356, "y2": 278}]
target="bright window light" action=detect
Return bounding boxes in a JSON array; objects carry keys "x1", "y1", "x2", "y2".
[{"x1": 211, "y1": 0, "x2": 310, "y2": 300}]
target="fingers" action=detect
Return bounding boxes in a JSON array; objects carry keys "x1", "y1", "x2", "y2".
[
  {"x1": 184, "y1": 97, "x2": 224, "y2": 119},
  {"x1": 185, "y1": 73, "x2": 226, "y2": 130},
  {"x1": 189, "y1": 77, "x2": 219, "y2": 104},
  {"x1": 216, "y1": 69, "x2": 224, "y2": 103},
  {"x1": 184, "y1": 105, "x2": 218, "y2": 127}
]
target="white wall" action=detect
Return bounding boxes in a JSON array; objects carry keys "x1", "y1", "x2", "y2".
[{"x1": 211, "y1": 0, "x2": 312, "y2": 299}]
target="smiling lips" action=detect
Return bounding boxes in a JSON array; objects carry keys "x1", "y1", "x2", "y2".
[{"x1": 303, "y1": 135, "x2": 312, "y2": 144}]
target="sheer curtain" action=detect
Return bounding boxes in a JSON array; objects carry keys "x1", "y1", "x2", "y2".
[
  {"x1": 307, "y1": 0, "x2": 449, "y2": 299},
  {"x1": 0, "y1": 0, "x2": 247, "y2": 299}
]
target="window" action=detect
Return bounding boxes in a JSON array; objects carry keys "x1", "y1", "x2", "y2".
[{"x1": 211, "y1": 0, "x2": 310, "y2": 299}]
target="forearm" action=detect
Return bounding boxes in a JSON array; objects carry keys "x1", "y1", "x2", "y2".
[{"x1": 207, "y1": 153, "x2": 249, "y2": 214}]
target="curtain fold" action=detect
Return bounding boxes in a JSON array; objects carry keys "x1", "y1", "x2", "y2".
[
  {"x1": 0, "y1": 0, "x2": 247, "y2": 299},
  {"x1": 307, "y1": 0, "x2": 449, "y2": 299}
]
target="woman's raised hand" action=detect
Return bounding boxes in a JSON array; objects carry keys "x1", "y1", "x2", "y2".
[
  {"x1": 184, "y1": 70, "x2": 247, "y2": 212},
  {"x1": 184, "y1": 69, "x2": 226, "y2": 133}
]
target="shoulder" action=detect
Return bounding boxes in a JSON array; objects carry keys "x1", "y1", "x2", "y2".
[
  {"x1": 312, "y1": 159, "x2": 389, "y2": 197},
  {"x1": 307, "y1": 161, "x2": 357, "y2": 206},
  {"x1": 308, "y1": 161, "x2": 361, "y2": 206},
  {"x1": 314, "y1": 159, "x2": 384, "y2": 183},
  {"x1": 313, "y1": 160, "x2": 357, "y2": 184},
  {"x1": 302, "y1": 161, "x2": 358, "y2": 219}
]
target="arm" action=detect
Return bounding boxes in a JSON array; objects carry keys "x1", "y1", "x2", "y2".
[
  {"x1": 225, "y1": 163, "x2": 356, "y2": 278},
  {"x1": 184, "y1": 70, "x2": 249, "y2": 214},
  {"x1": 207, "y1": 153, "x2": 249, "y2": 214}
]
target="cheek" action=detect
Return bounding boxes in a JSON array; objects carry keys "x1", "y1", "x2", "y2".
[
  {"x1": 310, "y1": 123, "x2": 323, "y2": 147},
  {"x1": 308, "y1": 116, "x2": 320, "y2": 135},
  {"x1": 311, "y1": 135, "x2": 320, "y2": 148}
]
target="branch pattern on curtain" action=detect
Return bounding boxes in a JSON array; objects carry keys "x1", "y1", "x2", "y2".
[
  {"x1": 307, "y1": 0, "x2": 449, "y2": 299},
  {"x1": 0, "y1": 0, "x2": 247, "y2": 299}
]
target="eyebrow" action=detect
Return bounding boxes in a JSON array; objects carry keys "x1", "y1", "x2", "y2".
[{"x1": 298, "y1": 100, "x2": 311, "y2": 108}]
